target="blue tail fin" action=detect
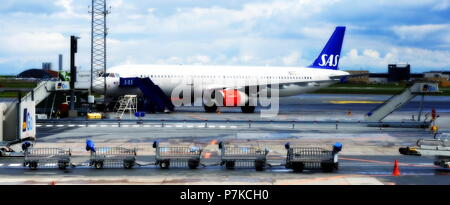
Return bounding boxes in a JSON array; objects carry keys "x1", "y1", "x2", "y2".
[{"x1": 309, "y1": 26, "x2": 346, "y2": 70}]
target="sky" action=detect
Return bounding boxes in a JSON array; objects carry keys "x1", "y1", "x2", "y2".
[{"x1": 0, "y1": 0, "x2": 450, "y2": 75}]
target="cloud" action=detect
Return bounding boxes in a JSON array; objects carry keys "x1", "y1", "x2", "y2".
[
  {"x1": 282, "y1": 51, "x2": 301, "y2": 66},
  {"x1": 0, "y1": 32, "x2": 67, "y2": 53},
  {"x1": 432, "y1": 0, "x2": 450, "y2": 11},
  {"x1": 341, "y1": 47, "x2": 450, "y2": 72},
  {"x1": 392, "y1": 24, "x2": 450, "y2": 40},
  {"x1": 0, "y1": 0, "x2": 449, "y2": 75}
]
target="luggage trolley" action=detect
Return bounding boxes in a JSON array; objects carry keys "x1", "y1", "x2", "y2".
[
  {"x1": 218, "y1": 142, "x2": 269, "y2": 171},
  {"x1": 284, "y1": 142, "x2": 342, "y2": 173},
  {"x1": 23, "y1": 147, "x2": 71, "y2": 170},
  {"x1": 152, "y1": 141, "x2": 203, "y2": 169},
  {"x1": 86, "y1": 140, "x2": 136, "y2": 169}
]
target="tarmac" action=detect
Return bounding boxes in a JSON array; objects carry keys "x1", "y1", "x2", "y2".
[{"x1": 0, "y1": 94, "x2": 449, "y2": 185}]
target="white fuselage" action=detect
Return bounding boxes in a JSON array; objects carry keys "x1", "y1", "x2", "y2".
[{"x1": 99, "y1": 64, "x2": 348, "y2": 101}]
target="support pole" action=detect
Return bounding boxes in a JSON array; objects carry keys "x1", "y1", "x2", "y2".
[{"x1": 418, "y1": 94, "x2": 424, "y2": 122}]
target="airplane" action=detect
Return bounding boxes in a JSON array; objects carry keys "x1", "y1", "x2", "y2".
[{"x1": 95, "y1": 26, "x2": 350, "y2": 113}]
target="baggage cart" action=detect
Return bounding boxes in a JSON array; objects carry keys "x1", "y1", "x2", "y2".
[
  {"x1": 89, "y1": 147, "x2": 137, "y2": 169},
  {"x1": 218, "y1": 142, "x2": 269, "y2": 171},
  {"x1": 284, "y1": 143, "x2": 342, "y2": 173},
  {"x1": 23, "y1": 148, "x2": 71, "y2": 170},
  {"x1": 152, "y1": 141, "x2": 202, "y2": 169}
]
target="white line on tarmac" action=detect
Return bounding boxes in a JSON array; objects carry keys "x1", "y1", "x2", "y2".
[
  {"x1": 8, "y1": 164, "x2": 21, "y2": 167},
  {"x1": 111, "y1": 125, "x2": 118, "y2": 127},
  {"x1": 0, "y1": 164, "x2": 4, "y2": 167},
  {"x1": 187, "y1": 125, "x2": 194, "y2": 128},
  {"x1": 143, "y1": 125, "x2": 151, "y2": 128},
  {"x1": 68, "y1": 125, "x2": 75, "y2": 127},
  {"x1": 209, "y1": 125, "x2": 216, "y2": 128},
  {"x1": 132, "y1": 125, "x2": 140, "y2": 128},
  {"x1": 88, "y1": 125, "x2": 98, "y2": 127},
  {"x1": 44, "y1": 163, "x2": 57, "y2": 166},
  {"x1": 230, "y1": 126, "x2": 237, "y2": 129},
  {"x1": 121, "y1": 125, "x2": 129, "y2": 127},
  {"x1": 78, "y1": 125, "x2": 85, "y2": 127},
  {"x1": 176, "y1": 125, "x2": 183, "y2": 128},
  {"x1": 57, "y1": 125, "x2": 64, "y2": 127},
  {"x1": 219, "y1": 125, "x2": 226, "y2": 128},
  {"x1": 165, "y1": 125, "x2": 173, "y2": 128},
  {"x1": 197, "y1": 126, "x2": 204, "y2": 128},
  {"x1": 46, "y1": 125, "x2": 53, "y2": 127},
  {"x1": 36, "y1": 125, "x2": 42, "y2": 127},
  {"x1": 100, "y1": 125, "x2": 108, "y2": 127}
]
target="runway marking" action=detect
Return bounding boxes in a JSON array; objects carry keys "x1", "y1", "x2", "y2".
[
  {"x1": 230, "y1": 126, "x2": 237, "y2": 129},
  {"x1": 185, "y1": 114, "x2": 208, "y2": 121},
  {"x1": 111, "y1": 125, "x2": 118, "y2": 127},
  {"x1": 100, "y1": 125, "x2": 108, "y2": 127},
  {"x1": 340, "y1": 157, "x2": 438, "y2": 168},
  {"x1": 143, "y1": 125, "x2": 151, "y2": 128},
  {"x1": 176, "y1": 125, "x2": 183, "y2": 128},
  {"x1": 132, "y1": 125, "x2": 140, "y2": 128},
  {"x1": 328, "y1": 100, "x2": 383, "y2": 104},
  {"x1": 0, "y1": 164, "x2": 4, "y2": 167},
  {"x1": 197, "y1": 126, "x2": 204, "y2": 128},
  {"x1": 56, "y1": 125, "x2": 64, "y2": 127},
  {"x1": 68, "y1": 125, "x2": 75, "y2": 127},
  {"x1": 219, "y1": 125, "x2": 226, "y2": 128},
  {"x1": 121, "y1": 125, "x2": 129, "y2": 127},
  {"x1": 46, "y1": 125, "x2": 53, "y2": 127},
  {"x1": 37, "y1": 125, "x2": 42, "y2": 127},
  {"x1": 165, "y1": 125, "x2": 173, "y2": 128},
  {"x1": 187, "y1": 125, "x2": 194, "y2": 128},
  {"x1": 78, "y1": 125, "x2": 85, "y2": 127},
  {"x1": 88, "y1": 125, "x2": 98, "y2": 127},
  {"x1": 209, "y1": 125, "x2": 216, "y2": 128},
  {"x1": 8, "y1": 164, "x2": 21, "y2": 167}
]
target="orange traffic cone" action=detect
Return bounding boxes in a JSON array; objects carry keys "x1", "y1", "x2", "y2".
[{"x1": 392, "y1": 160, "x2": 401, "y2": 176}]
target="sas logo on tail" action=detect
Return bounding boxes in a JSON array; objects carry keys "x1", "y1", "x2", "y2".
[{"x1": 318, "y1": 54, "x2": 339, "y2": 67}]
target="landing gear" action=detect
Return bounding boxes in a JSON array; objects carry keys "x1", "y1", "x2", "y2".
[
  {"x1": 241, "y1": 105, "x2": 255, "y2": 113},
  {"x1": 204, "y1": 104, "x2": 218, "y2": 113}
]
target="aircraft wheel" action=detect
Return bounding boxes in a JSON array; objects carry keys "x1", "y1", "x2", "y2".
[
  {"x1": 241, "y1": 106, "x2": 255, "y2": 113},
  {"x1": 204, "y1": 104, "x2": 218, "y2": 113}
]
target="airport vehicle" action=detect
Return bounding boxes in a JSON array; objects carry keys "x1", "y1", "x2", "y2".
[
  {"x1": 399, "y1": 133, "x2": 450, "y2": 168},
  {"x1": 86, "y1": 140, "x2": 136, "y2": 169},
  {"x1": 23, "y1": 147, "x2": 71, "y2": 170},
  {"x1": 218, "y1": 142, "x2": 269, "y2": 171},
  {"x1": 152, "y1": 141, "x2": 202, "y2": 169},
  {"x1": 284, "y1": 143, "x2": 342, "y2": 172},
  {"x1": 95, "y1": 27, "x2": 350, "y2": 113}
]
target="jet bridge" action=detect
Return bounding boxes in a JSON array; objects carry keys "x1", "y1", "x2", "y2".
[
  {"x1": 119, "y1": 77, "x2": 175, "y2": 112},
  {"x1": 365, "y1": 82, "x2": 440, "y2": 128}
]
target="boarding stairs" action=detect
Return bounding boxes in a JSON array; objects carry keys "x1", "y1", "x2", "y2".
[
  {"x1": 114, "y1": 95, "x2": 138, "y2": 119},
  {"x1": 1, "y1": 80, "x2": 69, "y2": 143},
  {"x1": 119, "y1": 78, "x2": 175, "y2": 112},
  {"x1": 365, "y1": 82, "x2": 440, "y2": 123},
  {"x1": 20, "y1": 81, "x2": 69, "y2": 105}
]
